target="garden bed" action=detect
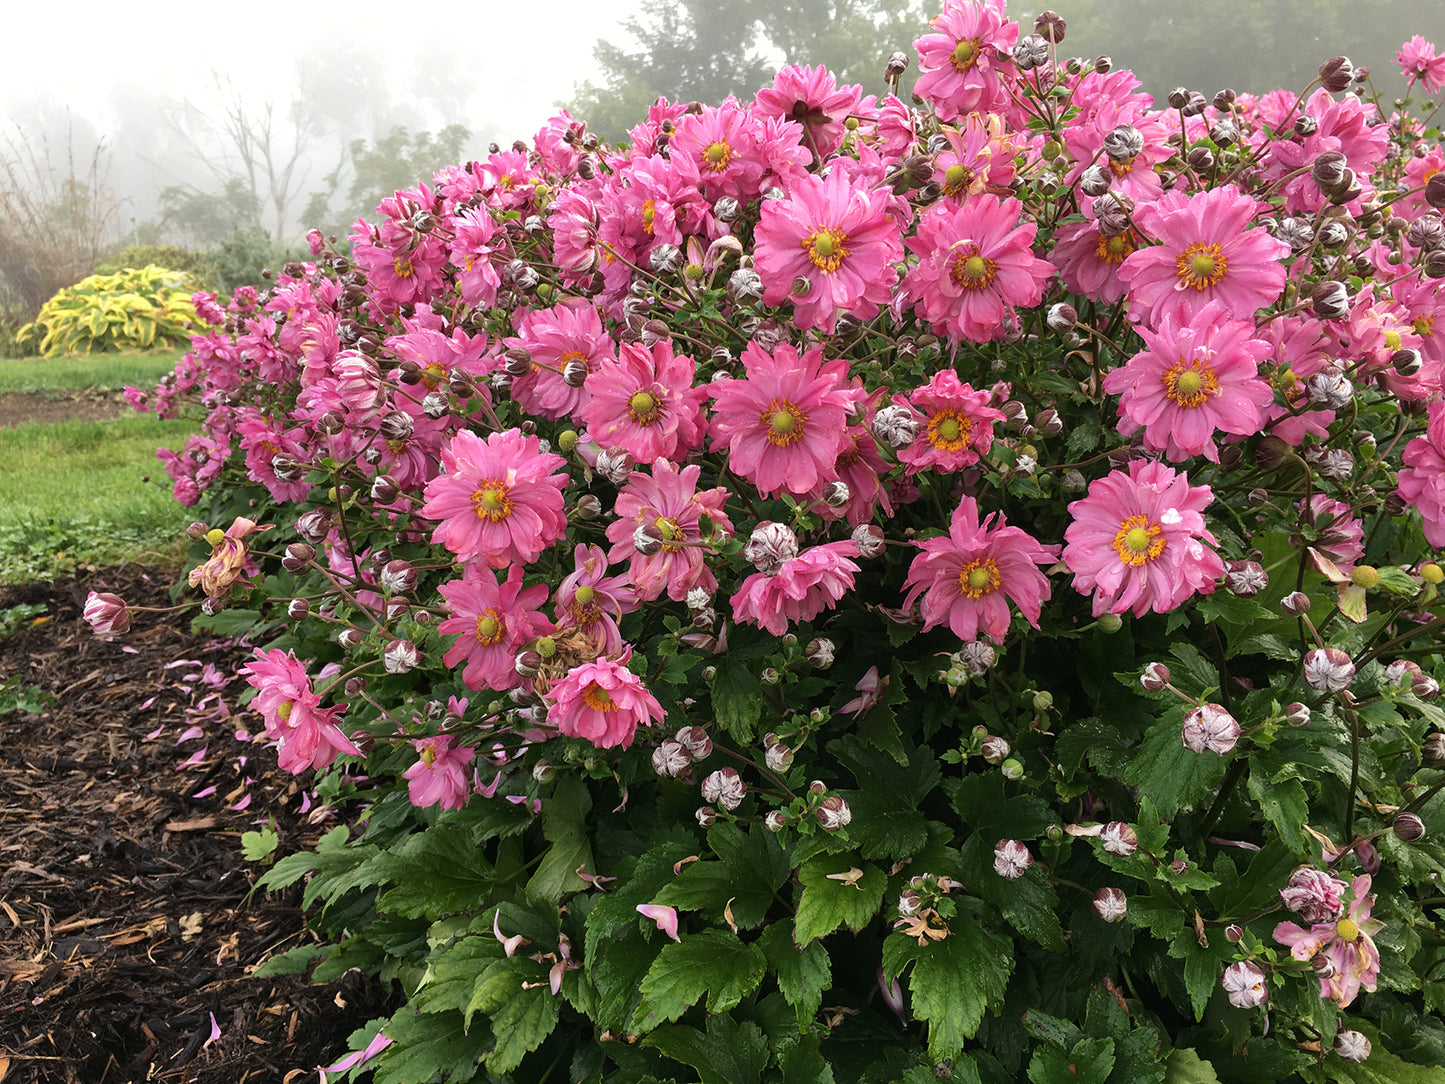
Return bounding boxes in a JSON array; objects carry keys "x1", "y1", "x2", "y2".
[{"x1": 0, "y1": 565, "x2": 396, "y2": 1082}]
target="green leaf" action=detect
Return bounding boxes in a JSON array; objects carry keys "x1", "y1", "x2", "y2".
[
  {"x1": 644, "y1": 1015, "x2": 770, "y2": 1084},
  {"x1": 251, "y1": 942, "x2": 332, "y2": 978},
  {"x1": 1196, "y1": 592, "x2": 1278, "y2": 631},
  {"x1": 584, "y1": 839, "x2": 696, "y2": 973},
  {"x1": 760, "y1": 923, "x2": 830, "y2": 1027},
  {"x1": 467, "y1": 956, "x2": 558, "y2": 1074},
  {"x1": 590, "y1": 928, "x2": 662, "y2": 1034},
  {"x1": 376, "y1": 824, "x2": 497, "y2": 919},
  {"x1": 1246, "y1": 762, "x2": 1309, "y2": 857},
  {"x1": 240, "y1": 826, "x2": 278, "y2": 863},
  {"x1": 1123, "y1": 712, "x2": 1230, "y2": 818},
  {"x1": 1030, "y1": 1037, "x2": 1115, "y2": 1084},
  {"x1": 1300, "y1": 1022, "x2": 1445, "y2": 1084},
  {"x1": 373, "y1": 1008, "x2": 491, "y2": 1084},
  {"x1": 655, "y1": 823, "x2": 789, "y2": 928},
  {"x1": 960, "y1": 834, "x2": 1065, "y2": 951},
  {"x1": 711, "y1": 655, "x2": 763, "y2": 744},
  {"x1": 528, "y1": 774, "x2": 593, "y2": 903},
  {"x1": 632, "y1": 929, "x2": 767, "y2": 1032},
  {"x1": 1210, "y1": 839, "x2": 1298, "y2": 919},
  {"x1": 883, "y1": 923, "x2": 1014, "y2": 1061},
  {"x1": 1163, "y1": 1047, "x2": 1221, "y2": 1084},
  {"x1": 189, "y1": 607, "x2": 266, "y2": 636},
  {"x1": 1021, "y1": 1008, "x2": 1082, "y2": 1049},
  {"x1": 413, "y1": 936, "x2": 503, "y2": 1017},
  {"x1": 794, "y1": 854, "x2": 885, "y2": 946},
  {"x1": 948, "y1": 773, "x2": 1057, "y2": 839}
]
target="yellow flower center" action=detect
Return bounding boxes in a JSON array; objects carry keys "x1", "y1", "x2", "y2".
[
  {"x1": 206, "y1": 528, "x2": 226, "y2": 546},
  {"x1": 277, "y1": 700, "x2": 293, "y2": 720},
  {"x1": 1384, "y1": 328, "x2": 1402, "y2": 351},
  {"x1": 1175, "y1": 241, "x2": 1228, "y2": 290},
  {"x1": 421, "y1": 743, "x2": 437, "y2": 767},
  {"x1": 1109, "y1": 156, "x2": 1138, "y2": 178},
  {"x1": 802, "y1": 226, "x2": 850, "y2": 273},
  {"x1": 1336, "y1": 918, "x2": 1360, "y2": 943},
  {"x1": 476, "y1": 610, "x2": 503, "y2": 645},
  {"x1": 949, "y1": 246, "x2": 998, "y2": 291},
  {"x1": 958, "y1": 557, "x2": 1002, "y2": 599},
  {"x1": 1162, "y1": 356, "x2": 1221, "y2": 408},
  {"x1": 1112, "y1": 514, "x2": 1166, "y2": 567},
  {"x1": 762, "y1": 400, "x2": 808, "y2": 447},
  {"x1": 641, "y1": 199, "x2": 656, "y2": 236},
  {"x1": 943, "y1": 162, "x2": 975, "y2": 198},
  {"x1": 950, "y1": 37, "x2": 981, "y2": 72},
  {"x1": 574, "y1": 585, "x2": 595, "y2": 605},
  {"x1": 393, "y1": 257, "x2": 414, "y2": 279},
  {"x1": 703, "y1": 141, "x2": 732, "y2": 171},
  {"x1": 1415, "y1": 314, "x2": 1436, "y2": 338},
  {"x1": 927, "y1": 409, "x2": 974, "y2": 451},
  {"x1": 472, "y1": 483, "x2": 513, "y2": 523},
  {"x1": 1096, "y1": 230, "x2": 1139, "y2": 264},
  {"x1": 628, "y1": 389, "x2": 661, "y2": 425},
  {"x1": 582, "y1": 683, "x2": 615, "y2": 712}
]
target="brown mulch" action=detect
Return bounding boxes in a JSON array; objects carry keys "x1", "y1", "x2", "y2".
[
  {"x1": 0, "y1": 566, "x2": 398, "y2": 1083},
  {"x1": 0, "y1": 390, "x2": 137, "y2": 429}
]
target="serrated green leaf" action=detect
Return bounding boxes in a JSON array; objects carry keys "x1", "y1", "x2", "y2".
[
  {"x1": 251, "y1": 942, "x2": 332, "y2": 978},
  {"x1": 590, "y1": 928, "x2": 661, "y2": 1033},
  {"x1": 632, "y1": 929, "x2": 767, "y2": 1032},
  {"x1": 1021, "y1": 1008, "x2": 1082, "y2": 1049},
  {"x1": 241, "y1": 827, "x2": 278, "y2": 863},
  {"x1": 466, "y1": 957, "x2": 557, "y2": 1074},
  {"x1": 948, "y1": 773, "x2": 1057, "y2": 839},
  {"x1": 413, "y1": 935, "x2": 504, "y2": 1016},
  {"x1": 712, "y1": 655, "x2": 763, "y2": 743},
  {"x1": 1210, "y1": 838, "x2": 1301, "y2": 920},
  {"x1": 1123, "y1": 713, "x2": 1230, "y2": 818},
  {"x1": 1247, "y1": 763, "x2": 1309, "y2": 856},
  {"x1": 759, "y1": 923, "x2": 830, "y2": 1027},
  {"x1": 883, "y1": 923, "x2": 1014, "y2": 1060},
  {"x1": 643, "y1": 1014, "x2": 770, "y2": 1084},
  {"x1": 1197, "y1": 592, "x2": 1278, "y2": 630},
  {"x1": 655, "y1": 823, "x2": 788, "y2": 928},
  {"x1": 1029, "y1": 1037, "x2": 1115, "y2": 1084},
  {"x1": 961, "y1": 834, "x2": 1065, "y2": 951},
  {"x1": 584, "y1": 839, "x2": 696, "y2": 973},
  {"x1": 373, "y1": 1008, "x2": 491, "y2": 1084},
  {"x1": 376, "y1": 824, "x2": 497, "y2": 919},
  {"x1": 794, "y1": 854, "x2": 885, "y2": 945},
  {"x1": 1163, "y1": 1047, "x2": 1221, "y2": 1084},
  {"x1": 528, "y1": 774, "x2": 593, "y2": 903}
]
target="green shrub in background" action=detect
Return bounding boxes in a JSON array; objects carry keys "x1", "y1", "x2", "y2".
[
  {"x1": 95, "y1": 243, "x2": 214, "y2": 288},
  {"x1": 16, "y1": 265, "x2": 211, "y2": 356},
  {"x1": 203, "y1": 228, "x2": 309, "y2": 294}
]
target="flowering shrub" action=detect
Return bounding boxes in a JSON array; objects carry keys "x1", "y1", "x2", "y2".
[
  {"x1": 16, "y1": 264, "x2": 213, "y2": 355},
  {"x1": 109, "y1": 5, "x2": 1445, "y2": 1081}
]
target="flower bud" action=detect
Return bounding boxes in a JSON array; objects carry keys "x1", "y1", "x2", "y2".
[
  {"x1": 1224, "y1": 923, "x2": 1244, "y2": 942},
  {"x1": 885, "y1": 50, "x2": 910, "y2": 77},
  {"x1": 1000, "y1": 758, "x2": 1024, "y2": 781},
  {"x1": 1334, "y1": 1030, "x2": 1371, "y2": 1064},
  {"x1": 563, "y1": 358, "x2": 589, "y2": 387},
  {"x1": 1092, "y1": 887, "x2": 1127, "y2": 923},
  {"x1": 1393, "y1": 811, "x2": 1426, "y2": 843},
  {"x1": 851, "y1": 523, "x2": 885, "y2": 558},
  {"x1": 1221, "y1": 960, "x2": 1268, "y2": 1008},
  {"x1": 652, "y1": 740, "x2": 691, "y2": 778},
  {"x1": 1414, "y1": 673, "x2": 1441, "y2": 701},
  {"x1": 1182, "y1": 704, "x2": 1241, "y2": 754},
  {"x1": 1078, "y1": 164, "x2": 1112, "y2": 197},
  {"x1": 1101, "y1": 821, "x2": 1139, "y2": 856},
  {"x1": 380, "y1": 559, "x2": 417, "y2": 595},
  {"x1": 1426, "y1": 171, "x2": 1445, "y2": 210},
  {"x1": 993, "y1": 839, "x2": 1033, "y2": 879},
  {"x1": 821, "y1": 480, "x2": 850, "y2": 508},
  {"x1": 1310, "y1": 280, "x2": 1350, "y2": 320},
  {"x1": 422, "y1": 391, "x2": 450, "y2": 419},
  {"x1": 695, "y1": 806, "x2": 716, "y2": 828},
  {"x1": 383, "y1": 638, "x2": 419, "y2": 674},
  {"x1": 632, "y1": 522, "x2": 665, "y2": 556},
  {"x1": 287, "y1": 597, "x2": 310, "y2": 620},
  {"x1": 765, "y1": 810, "x2": 788, "y2": 831},
  {"x1": 1424, "y1": 731, "x2": 1445, "y2": 762},
  {"x1": 1281, "y1": 591, "x2": 1311, "y2": 616},
  {"x1": 1140, "y1": 662, "x2": 1171, "y2": 692},
  {"x1": 1011, "y1": 33, "x2": 1050, "y2": 70},
  {"x1": 1303, "y1": 647, "x2": 1355, "y2": 693},
  {"x1": 701, "y1": 766, "x2": 746, "y2": 810},
  {"x1": 1097, "y1": 613, "x2": 1123, "y2": 633},
  {"x1": 337, "y1": 628, "x2": 362, "y2": 649},
  {"x1": 572, "y1": 494, "x2": 602, "y2": 520},
  {"x1": 82, "y1": 592, "x2": 130, "y2": 636},
  {"x1": 805, "y1": 637, "x2": 835, "y2": 668},
  {"x1": 727, "y1": 267, "x2": 763, "y2": 302},
  {"x1": 1318, "y1": 56, "x2": 1354, "y2": 92},
  {"x1": 872, "y1": 404, "x2": 919, "y2": 450},
  {"x1": 744, "y1": 521, "x2": 800, "y2": 574},
  {"x1": 1285, "y1": 702, "x2": 1311, "y2": 727},
  {"x1": 981, "y1": 735, "x2": 1011, "y2": 764},
  {"x1": 295, "y1": 509, "x2": 332, "y2": 544},
  {"x1": 816, "y1": 795, "x2": 852, "y2": 830},
  {"x1": 897, "y1": 888, "x2": 921, "y2": 916},
  {"x1": 1103, "y1": 124, "x2": 1144, "y2": 162}
]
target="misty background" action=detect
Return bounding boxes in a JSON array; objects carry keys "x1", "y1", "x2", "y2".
[{"x1": 0, "y1": 0, "x2": 1433, "y2": 336}]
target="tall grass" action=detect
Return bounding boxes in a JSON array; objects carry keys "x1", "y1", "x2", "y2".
[{"x1": 0, "y1": 350, "x2": 187, "y2": 395}]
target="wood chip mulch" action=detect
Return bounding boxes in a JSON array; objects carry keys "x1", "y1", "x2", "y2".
[{"x1": 0, "y1": 566, "x2": 398, "y2": 1083}]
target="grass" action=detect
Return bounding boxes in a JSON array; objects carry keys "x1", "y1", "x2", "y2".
[
  {"x1": 0, "y1": 349, "x2": 187, "y2": 395},
  {"x1": 0, "y1": 348, "x2": 197, "y2": 582}
]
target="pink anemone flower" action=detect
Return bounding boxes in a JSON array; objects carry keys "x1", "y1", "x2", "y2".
[
  {"x1": 730, "y1": 541, "x2": 860, "y2": 635},
  {"x1": 403, "y1": 736, "x2": 476, "y2": 810},
  {"x1": 1273, "y1": 874, "x2": 1383, "y2": 1008},
  {"x1": 437, "y1": 565, "x2": 554, "y2": 692},
  {"x1": 240, "y1": 648, "x2": 360, "y2": 775},
  {"x1": 903, "y1": 495, "x2": 1057, "y2": 644},
  {"x1": 545, "y1": 650, "x2": 665, "y2": 750}
]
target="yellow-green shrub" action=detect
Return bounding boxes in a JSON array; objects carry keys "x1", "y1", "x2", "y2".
[{"x1": 16, "y1": 265, "x2": 212, "y2": 356}]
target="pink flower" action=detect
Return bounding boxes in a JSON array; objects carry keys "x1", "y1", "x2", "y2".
[
  {"x1": 1273, "y1": 875, "x2": 1383, "y2": 1007},
  {"x1": 753, "y1": 169, "x2": 902, "y2": 333},
  {"x1": 1103, "y1": 300, "x2": 1275, "y2": 462},
  {"x1": 1397, "y1": 36, "x2": 1445, "y2": 92},
  {"x1": 752, "y1": 64, "x2": 862, "y2": 158},
  {"x1": 1221, "y1": 962, "x2": 1267, "y2": 1009},
  {"x1": 894, "y1": 370, "x2": 1007, "y2": 475},
  {"x1": 913, "y1": 0, "x2": 1019, "y2": 122},
  {"x1": 554, "y1": 543, "x2": 638, "y2": 656},
  {"x1": 579, "y1": 338, "x2": 709, "y2": 465},
  {"x1": 669, "y1": 103, "x2": 768, "y2": 200},
  {"x1": 902, "y1": 195, "x2": 1054, "y2": 343},
  {"x1": 1259, "y1": 89, "x2": 1390, "y2": 216},
  {"x1": 839, "y1": 666, "x2": 887, "y2": 717},
  {"x1": 1118, "y1": 186, "x2": 1290, "y2": 328},
  {"x1": 545, "y1": 651, "x2": 665, "y2": 750},
  {"x1": 1063, "y1": 460, "x2": 1225, "y2": 617},
  {"x1": 606, "y1": 460, "x2": 733, "y2": 602},
  {"x1": 189, "y1": 517, "x2": 271, "y2": 599},
  {"x1": 1280, "y1": 867, "x2": 1349, "y2": 925},
  {"x1": 240, "y1": 649, "x2": 360, "y2": 775},
  {"x1": 902, "y1": 495, "x2": 1056, "y2": 644},
  {"x1": 83, "y1": 592, "x2": 130, "y2": 636},
  {"x1": 421, "y1": 429, "x2": 569, "y2": 568},
  {"x1": 505, "y1": 298, "x2": 615, "y2": 421},
  {"x1": 1398, "y1": 401, "x2": 1445, "y2": 547},
  {"x1": 708, "y1": 341, "x2": 860, "y2": 497},
  {"x1": 403, "y1": 736, "x2": 476, "y2": 810},
  {"x1": 1048, "y1": 221, "x2": 1143, "y2": 305},
  {"x1": 730, "y1": 540, "x2": 860, "y2": 635},
  {"x1": 437, "y1": 565, "x2": 553, "y2": 691}
]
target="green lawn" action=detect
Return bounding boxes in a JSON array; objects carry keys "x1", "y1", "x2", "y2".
[
  {"x1": 0, "y1": 349, "x2": 187, "y2": 395},
  {"x1": 0, "y1": 349, "x2": 197, "y2": 582}
]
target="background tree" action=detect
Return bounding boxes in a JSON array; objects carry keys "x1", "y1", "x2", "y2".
[
  {"x1": 754, "y1": 0, "x2": 928, "y2": 94},
  {"x1": 567, "y1": 0, "x2": 777, "y2": 141}
]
